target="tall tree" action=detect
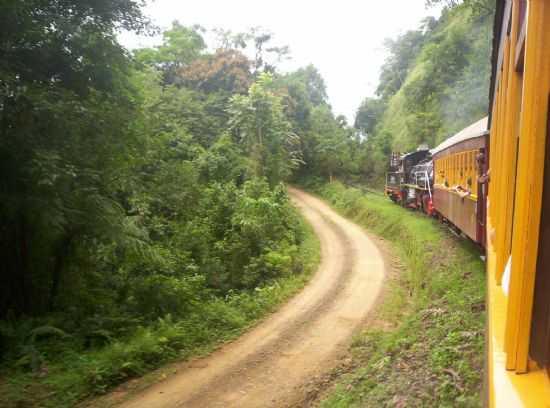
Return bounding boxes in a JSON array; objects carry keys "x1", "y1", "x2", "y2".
[
  {"x1": 228, "y1": 73, "x2": 302, "y2": 184},
  {"x1": 135, "y1": 21, "x2": 206, "y2": 84},
  {"x1": 376, "y1": 30, "x2": 427, "y2": 100},
  {"x1": 310, "y1": 105, "x2": 353, "y2": 182},
  {"x1": 354, "y1": 97, "x2": 386, "y2": 138},
  {"x1": 178, "y1": 49, "x2": 253, "y2": 94},
  {"x1": 0, "y1": 0, "x2": 149, "y2": 316},
  {"x1": 210, "y1": 27, "x2": 290, "y2": 75}
]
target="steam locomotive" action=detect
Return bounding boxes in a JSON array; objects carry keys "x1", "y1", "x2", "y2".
[{"x1": 385, "y1": 147, "x2": 433, "y2": 214}]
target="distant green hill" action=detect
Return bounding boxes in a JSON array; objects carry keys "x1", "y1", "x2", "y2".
[{"x1": 355, "y1": 2, "x2": 494, "y2": 184}]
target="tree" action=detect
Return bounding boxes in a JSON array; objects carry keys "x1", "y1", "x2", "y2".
[
  {"x1": 354, "y1": 97, "x2": 386, "y2": 138},
  {"x1": 209, "y1": 27, "x2": 290, "y2": 75},
  {"x1": 0, "y1": 7, "x2": 326, "y2": 405},
  {"x1": 376, "y1": 30, "x2": 426, "y2": 100},
  {"x1": 0, "y1": 0, "x2": 150, "y2": 316},
  {"x1": 426, "y1": 0, "x2": 495, "y2": 19},
  {"x1": 135, "y1": 22, "x2": 206, "y2": 84},
  {"x1": 275, "y1": 65, "x2": 329, "y2": 136},
  {"x1": 285, "y1": 65, "x2": 328, "y2": 106},
  {"x1": 248, "y1": 27, "x2": 291, "y2": 74},
  {"x1": 309, "y1": 105, "x2": 353, "y2": 182},
  {"x1": 228, "y1": 73, "x2": 302, "y2": 184},
  {"x1": 178, "y1": 49, "x2": 253, "y2": 94}
]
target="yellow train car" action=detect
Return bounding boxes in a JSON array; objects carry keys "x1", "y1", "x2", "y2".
[
  {"x1": 487, "y1": 0, "x2": 550, "y2": 406},
  {"x1": 432, "y1": 117, "x2": 489, "y2": 246}
]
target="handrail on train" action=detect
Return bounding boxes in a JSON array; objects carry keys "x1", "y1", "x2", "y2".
[{"x1": 412, "y1": 170, "x2": 432, "y2": 200}]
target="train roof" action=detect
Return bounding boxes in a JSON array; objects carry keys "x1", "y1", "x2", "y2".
[
  {"x1": 430, "y1": 116, "x2": 489, "y2": 156},
  {"x1": 402, "y1": 148, "x2": 430, "y2": 159}
]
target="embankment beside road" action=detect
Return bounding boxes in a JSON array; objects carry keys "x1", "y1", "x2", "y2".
[{"x1": 313, "y1": 182, "x2": 485, "y2": 408}]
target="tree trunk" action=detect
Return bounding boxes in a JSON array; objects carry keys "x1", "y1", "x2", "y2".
[
  {"x1": 1, "y1": 217, "x2": 29, "y2": 318},
  {"x1": 17, "y1": 216, "x2": 30, "y2": 315},
  {"x1": 49, "y1": 235, "x2": 72, "y2": 312}
]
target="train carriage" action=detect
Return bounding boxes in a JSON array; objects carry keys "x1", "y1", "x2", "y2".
[
  {"x1": 487, "y1": 0, "x2": 550, "y2": 406},
  {"x1": 431, "y1": 117, "x2": 489, "y2": 247}
]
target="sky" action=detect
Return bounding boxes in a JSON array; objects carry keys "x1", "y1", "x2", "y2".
[{"x1": 119, "y1": 1, "x2": 442, "y2": 123}]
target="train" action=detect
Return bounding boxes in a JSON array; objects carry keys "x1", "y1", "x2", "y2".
[
  {"x1": 385, "y1": 147, "x2": 433, "y2": 213},
  {"x1": 384, "y1": 1, "x2": 550, "y2": 405},
  {"x1": 384, "y1": 118, "x2": 489, "y2": 247}
]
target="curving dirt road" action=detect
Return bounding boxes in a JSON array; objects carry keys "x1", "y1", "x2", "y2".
[{"x1": 108, "y1": 188, "x2": 386, "y2": 408}]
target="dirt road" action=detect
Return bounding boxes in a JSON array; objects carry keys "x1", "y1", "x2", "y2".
[{"x1": 111, "y1": 188, "x2": 386, "y2": 408}]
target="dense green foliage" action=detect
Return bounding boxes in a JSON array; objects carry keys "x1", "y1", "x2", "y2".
[
  {"x1": 0, "y1": 2, "x2": 341, "y2": 406},
  {"x1": 312, "y1": 182, "x2": 485, "y2": 407},
  {"x1": 1, "y1": 222, "x2": 319, "y2": 408},
  {"x1": 351, "y1": 1, "x2": 494, "y2": 186},
  {"x1": 1, "y1": 0, "x2": 494, "y2": 405}
]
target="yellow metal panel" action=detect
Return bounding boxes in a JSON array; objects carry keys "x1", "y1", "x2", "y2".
[
  {"x1": 494, "y1": 85, "x2": 500, "y2": 226},
  {"x1": 452, "y1": 154, "x2": 458, "y2": 187},
  {"x1": 459, "y1": 153, "x2": 462, "y2": 186},
  {"x1": 503, "y1": 0, "x2": 523, "y2": 367},
  {"x1": 497, "y1": 0, "x2": 522, "y2": 289},
  {"x1": 461, "y1": 153, "x2": 465, "y2": 186},
  {"x1": 449, "y1": 156, "x2": 452, "y2": 185},
  {"x1": 491, "y1": 83, "x2": 504, "y2": 242},
  {"x1": 487, "y1": 234, "x2": 550, "y2": 407},
  {"x1": 495, "y1": 38, "x2": 511, "y2": 261},
  {"x1": 451, "y1": 155, "x2": 454, "y2": 186},
  {"x1": 449, "y1": 156, "x2": 453, "y2": 185},
  {"x1": 473, "y1": 151, "x2": 478, "y2": 196},
  {"x1": 506, "y1": 0, "x2": 550, "y2": 374},
  {"x1": 456, "y1": 154, "x2": 459, "y2": 186},
  {"x1": 470, "y1": 150, "x2": 479, "y2": 196}
]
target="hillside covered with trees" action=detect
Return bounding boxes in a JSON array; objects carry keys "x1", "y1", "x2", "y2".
[{"x1": 352, "y1": 0, "x2": 494, "y2": 185}]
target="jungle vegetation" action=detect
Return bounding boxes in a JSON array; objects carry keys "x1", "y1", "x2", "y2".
[
  {"x1": 1, "y1": 0, "x2": 494, "y2": 406},
  {"x1": 0, "y1": 1, "x2": 335, "y2": 406}
]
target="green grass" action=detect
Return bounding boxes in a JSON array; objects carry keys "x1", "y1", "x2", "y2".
[
  {"x1": 313, "y1": 181, "x2": 485, "y2": 408},
  {"x1": 0, "y1": 215, "x2": 320, "y2": 408}
]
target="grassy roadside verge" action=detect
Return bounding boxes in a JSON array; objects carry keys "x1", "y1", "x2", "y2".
[
  {"x1": 0, "y1": 212, "x2": 320, "y2": 408},
  {"x1": 312, "y1": 182, "x2": 485, "y2": 407}
]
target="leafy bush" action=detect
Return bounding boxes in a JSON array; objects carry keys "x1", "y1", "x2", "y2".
[
  {"x1": 130, "y1": 275, "x2": 206, "y2": 319},
  {"x1": 0, "y1": 208, "x2": 320, "y2": 408}
]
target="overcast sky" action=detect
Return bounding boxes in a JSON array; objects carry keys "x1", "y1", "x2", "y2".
[{"x1": 119, "y1": 1, "x2": 441, "y2": 122}]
